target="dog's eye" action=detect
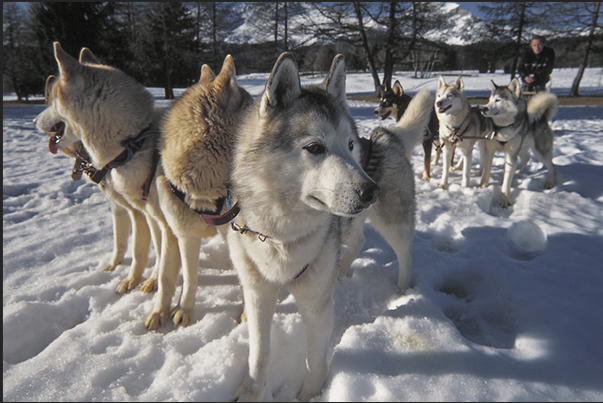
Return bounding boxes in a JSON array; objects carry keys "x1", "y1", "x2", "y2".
[
  {"x1": 304, "y1": 143, "x2": 326, "y2": 155},
  {"x1": 348, "y1": 140, "x2": 354, "y2": 151}
]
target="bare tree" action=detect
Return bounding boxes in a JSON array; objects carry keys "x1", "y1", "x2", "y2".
[
  {"x1": 570, "y1": 2, "x2": 602, "y2": 96},
  {"x1": 539, "y1": 2, "x2": 602, "y2": 96},
  {"x1": 308, "y1": 2, "x2": 383, "y2": 94},
  {"x1": 478, "y1": 2, "x2": 544, "y2": 80},
  {"x1": 308, "y1": 2, "x2": 446, "y2": 95}
]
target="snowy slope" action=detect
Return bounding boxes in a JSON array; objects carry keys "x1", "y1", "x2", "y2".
[{"x1": 225, "y1": 2, "x2": 490, "y2": 47}]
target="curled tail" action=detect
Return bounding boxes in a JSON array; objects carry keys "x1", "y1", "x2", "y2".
[
  {"x1": 527, "y1": 92, "x2": 558, "y2": 123},
  {"x1": 396, "y1": 89, "x2": 435, "y2": 132},
  {"x1": 394, "y1": 89, "x2": 435, "y2": 160}
]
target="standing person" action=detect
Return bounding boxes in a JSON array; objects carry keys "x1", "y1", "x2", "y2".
[{"x1": 517, "y1": 35, "x2": 555, "y2": 92}]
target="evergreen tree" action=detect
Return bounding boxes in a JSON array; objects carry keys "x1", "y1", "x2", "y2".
[
  {"x1": 143, "y1": 2, "x2": 198, "y2": 99},
  {"x1": 3, "y1": 3, "x2": 40, "y2": 100},
  {"x1": 30, "y1": 3, "x2": 115, "y2": 62}
]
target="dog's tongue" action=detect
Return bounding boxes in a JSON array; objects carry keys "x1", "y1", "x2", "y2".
[
  {"x1": 48, "y1": 137, "x2": 58, "y2": 154},
  {"x1": 378, "y1": 116, "x2": 383, "y2": 122}
]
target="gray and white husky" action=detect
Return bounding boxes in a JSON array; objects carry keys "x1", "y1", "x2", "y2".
[
  {"x1": 227, "y1": 53, "x2": 417, "y2": 401},
  {"x1": 480, "y1": 78, "x2": 557, "y2": 208}
]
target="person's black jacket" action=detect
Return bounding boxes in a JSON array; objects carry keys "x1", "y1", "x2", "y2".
[{"x1": 517, "y1": 47, "x2": 555, "y2": 90}]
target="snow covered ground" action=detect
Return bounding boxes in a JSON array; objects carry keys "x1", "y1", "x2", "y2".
[{"x1": 3, "y1": 67, "x2": 603, "y2": 401}]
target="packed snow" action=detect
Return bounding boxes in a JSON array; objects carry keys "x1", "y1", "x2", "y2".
[{"x1": 3, "y1": 67, "x2": 603, "y2": 401}]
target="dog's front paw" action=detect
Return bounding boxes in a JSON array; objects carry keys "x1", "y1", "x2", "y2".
[
  {"x1": 171, "y1": 307, "x2": 193, "y2": 327},
  {"x1": 478, "y1": 182, "x2": 489, "y2": 189},
  {"x1": 145, "y1": 309, "x2": 170, "y2": 331},
  {"x1": 139, "y1": 278, "x2": 157, "y2": 293},
  {"x1": 451, "y1": 165, "x2": 460, "y2": 172},
  {"x1": 421, "y1": 173, "x2": 430, "y2": 181},
  {"x1": 115, "y1": 277, "x2": 139, "y2": 294},
  {"x1": 499, "y1": 193, "x2": 513, "y2": 209},
  {"x1": 438, "y1": 183, "x2": 448, "y2": 190}
]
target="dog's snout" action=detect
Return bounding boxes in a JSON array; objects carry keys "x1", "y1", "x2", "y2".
[
  {"x1": 481, "y1": 105, "x2": 489, "y2": 113},
  {"x1": 358, "y1": 182, "x2": 380, "y2": 205},
  {"x1": 436, "y1": 101, "x2": 442, "y2": 108},
  {"x1": 373, "y1": 108, "x2": 379, "y2": 115}
]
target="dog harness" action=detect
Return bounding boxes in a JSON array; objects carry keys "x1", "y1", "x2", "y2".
[{"x1": 70, "y1": 125, "x2": 159, "y2": 200}]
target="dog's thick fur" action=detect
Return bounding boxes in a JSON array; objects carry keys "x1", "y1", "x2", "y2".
[
  {"x1": 480, "y1": 78, "x2": 557, "y2": 207},
  {"x1": 34, "y1": 44, "x2": 164, "y2": 294},
  {"x1": 342, "y1": 90, "x2": 427, "y2": 288},
  {"x1": 144, "y1": 56, "x2": 253, "y2": 329},
  {"x1": 435, "y1": 76, "x2": 491, "y2": 189},
  {"x1": 227, "y1": 53, "x2": 416, "y2": 401},
  {"x1": 374, "y1": 80, "x2": 442, "y2": 180}
]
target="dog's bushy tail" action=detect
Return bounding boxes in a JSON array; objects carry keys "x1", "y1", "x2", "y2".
[
  {"x1": 394, "y1": 89, "x2": 434, "y2": 160},
  {"x1": 527, "y1": 92, "x2": 558, "y2": 123},
  {"x1": 396, "y1": 89, "x2": 434, "y2": 132}
]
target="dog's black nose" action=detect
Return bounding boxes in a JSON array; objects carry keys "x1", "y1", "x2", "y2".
[
  {"x1": 373, "y1": 108, "x2": 379, "y2": 115},
  {"x1": 436, "y1": 101, "x2": 442, "y2": 108},
  {"x1": 358, "y1": 183, "x2": 380, "y2": 205},
  {"x1": 481, "y1": 105, "x2": 489, "y2": 113}
]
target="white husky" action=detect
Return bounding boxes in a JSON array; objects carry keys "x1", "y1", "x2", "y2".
[
  {"x1": 435, "y1": 76, "x2": 491, "y2": 189},
  {"x1": 228, "y1": 53, "x2": 418, "y2": 401}
]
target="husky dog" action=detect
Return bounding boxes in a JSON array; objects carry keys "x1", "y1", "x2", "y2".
[
  {"x1": 435, "y1": 76, "x2": 491, "y2": 189},
  {"x1": 35, "y1": 91, "x2": 141, "y2": 280},
  {"x1": 35, "y1": 42, "x2": 172, "y2": 295},
  {"x1": 228, "y1": 53, "x2": 416, "y2": 401},
  {"x1": 144, "y1": 55, "x2": 253, "y2": 330},
  {"x1": 480, "y1": 79, "x2": 557, "y2": 207},
  {"x1": 374, "y1": 80, "x2": 442, "y2": 180}
]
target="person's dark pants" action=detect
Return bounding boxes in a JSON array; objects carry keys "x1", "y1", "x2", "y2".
[{"x1": 522, "y1": 83, "x2": 546, "y2": 93}]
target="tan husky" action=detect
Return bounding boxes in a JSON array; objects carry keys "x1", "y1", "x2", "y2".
[
  {"x1": 144, "y1": 55, "x2": 253, "y2": 330},
  {"x1": 34, "y1": 45, "x2": 164, "y2": 294}
]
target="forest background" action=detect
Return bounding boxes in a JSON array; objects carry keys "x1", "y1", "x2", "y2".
[{"x1": 3, "y1": 2, "x2": 602, "y2": 101}]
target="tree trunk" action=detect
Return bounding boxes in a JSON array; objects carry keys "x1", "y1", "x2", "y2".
[
  {"x1": 212, "y1": 2, "x2": 217, "y2": 65},
  {"x1": 382, "y1": 2, "x2": 397, "y2": 91},
  {"x1": 511, "y1": 2, "x2": 527, "y2": 81},
  {"x1": 353, "y1": 2, "x2": 381, "y2": 95},
  {"x1": 284, "y1": 2, "x2": 288, "y2": 52},
  {"x1": 570, "y1": 2, "x2": 600, "y2": 96},
  {"x1": 274, "y1": 2, "x2": 279, "y2": 54}
]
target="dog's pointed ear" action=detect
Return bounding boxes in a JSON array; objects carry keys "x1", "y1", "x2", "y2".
[
  {"x1": 54, "y1": 42, "x2": 81, "y2": 83},
  {"x1": 453, "y1": 75, "x2": 464, "y2": 91},
  {"x1": 199, "y1": 64, "x2": 215, "y2": 84},
  {"x1": 215, "y1": 54, "x2": 237, "y2": 88},
  {"x1": 393, "y1": 80, "x2": 404, "y2": 96},
  {"x1": 323, "y1": 54, "x2": 346, "y2": 105},
  {"x1": 438, "y1": 75, "x2": 446, "y2": 90},
  {"x1": 509, "y1": 78, "x2": 522, "y2": 98},
  {"x1": 44, "y1": 75, "x2": 57, "y2": 106},
  {"x1": 260, "y1": 52, "x2": 301, "y2": 118},
  {"x1": 490, "y1": 79, "x2": 498, "y2": 92},
  {"x1": 79, "y1": 48, "x2": 100, "y2": 65}
]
